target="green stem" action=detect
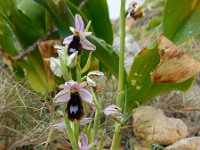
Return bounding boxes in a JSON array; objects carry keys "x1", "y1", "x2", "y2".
[
  {"x1": 117, "y1": 0, "x2": 126, "y2": 105},
  {"x1": 91, "y1": 88, "x2": 101, "y2": 150},
  {"x1": 75, "y1": 121, "x2": 80, "y2": 142},
  {"x1": 62, "y1": 105, "x2": 78, "y2": 150},
  {"x1": 111, "y1": 0, "x2": 126, "y2": 149},
  {"x1": 111, "y1": 123, "x2": 122, "y2": 149},
  {"x1": 76, "y1": 56, "x2": 82, "y2": 83},
  {"x1": 91, "y1": 109, "x2": 101, "y2": 150},
  {"x1": 99, "y1": 128, "x2": 104, "y2": 150}
]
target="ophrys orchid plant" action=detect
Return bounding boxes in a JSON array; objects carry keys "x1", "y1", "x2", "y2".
[{"x1": 49, "y1": 13, "x2": 126, "y2": 150}]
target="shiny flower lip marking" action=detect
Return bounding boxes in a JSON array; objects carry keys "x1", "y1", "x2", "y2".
[
  {"x1": 54, "y1": 80, "x2": 93, "y2": 121},
  {"x1": 63, "y1": 14, "x2": 96, "y2": 55}
]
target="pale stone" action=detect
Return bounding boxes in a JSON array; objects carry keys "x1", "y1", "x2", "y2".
[
  {"x1": 133, "y1": 106, "x2": 188, "y2": 145},
  {"x1": 166, "y1": 137, "x2": 200, "y2": 150},
  {"x1": 133, "y1": 144, "x2": 148, "y2": 150}
]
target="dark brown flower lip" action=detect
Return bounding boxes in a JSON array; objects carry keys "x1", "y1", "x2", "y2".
[
  {"x1": 68, "y1": 35, "x2": 82, "y2": 55},
  {"x1": 66, "y1": 92, "x2": 84, "y2": 121}
]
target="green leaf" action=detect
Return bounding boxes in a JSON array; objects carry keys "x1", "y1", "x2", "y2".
[
  {"x1": 126, "y1": 41, "x2": 193, "y2": 110},
  {"x1": 35, "y1": 0, "x2": 74, "y2": 37},
  {"x1": 0, "y1": 15, "x2": 28, "y2": 78},
  {"x1": 88, "y1": 36, "x2": 120, "y2": 79},
  {"x1": 0, "y1": 0, "x2": 12, "y2": 16},
  {"x1": 26, "y1": 66, "x2": 51, "y2": 94},
  {"x1": 0, "y1": 0, "x2": 56, "y2": 93},
  {"x1": 69, "y1": 0, "x2": 113, "y2": 44},
  {"x1": 0, "y1": 16, "x2": 19, "y2": 56},
  {"x1": 9, "y1": 0, "x2": 45, "y2": 47},
  {"x1": 16, "y1": 0, "x2": 47, "y2": 32},
  {"x1": 163, "y1": 0, "x2": 200, "y2": 44}
]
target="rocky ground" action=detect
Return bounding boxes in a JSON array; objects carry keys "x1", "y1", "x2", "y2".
[{"x1": 112, "y1": 33, "x2": 200, "y2": 149}]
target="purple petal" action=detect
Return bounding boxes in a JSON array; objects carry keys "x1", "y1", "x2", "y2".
[
  {"x1": 82, "y1": 133, "x2": 88, "y2": 146},
  {"x1": 63, "y1": 35, "x2": 73, "y2": 45},
  {"x1": 79, "y1": 81, "x2": 87, "y2": 88},
  {"x1": 79, "y1": 89, "x2": 93, "y2": 104},
  {"x1": 58, "y1": 84, "x2": 66, "y2": 89},
  {"x1": 54, "y1": 88, "x2": 70, "y2": 103},
  {"x1": 52, "y1": 121, "x2": 65, "y2": 128},
  {"x1": 80, "y1": 36, "x2": 96, "y2": 50},
  {"x1": 75, "y1": 14, "x2": 84, "y2": 32},
  {"x1": 69, "y1": 81, "x2": 86, "y2": 90},
  {"x1": 67, "y1": 80, "x2": 77, "y2": 86},
  {"x1": 104, "y1": 111, "x2": 122, "y2": 117},
  {"x1": 104, "y1": 105, "x2": 122, "y2": 118},
  {"x1": 80, "y1": 118, "x2": 93, "y2": 125}
]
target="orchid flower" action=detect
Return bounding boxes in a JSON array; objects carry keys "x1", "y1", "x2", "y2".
[
  {"x1": 78, "y1": 133, "x2": 94, "y2": 150},
  {"x1": 52, "y1": 117, "x2": 93, "y2": 129},
  {"x1": 104, "y1": 105, "x2": 123, "y2": 120},
  {"x1": 87, "y1": 71, "x2": 104, "y2": 87},
  {"x1": 63, "y1": 14, "x2": 96, "y2": 55},
  {"x1": 54, "y1": 80, "x2": 93, "y2": 121}
]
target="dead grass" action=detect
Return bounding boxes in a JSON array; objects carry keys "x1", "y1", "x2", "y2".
[{"x1": 0, "y1": 61, "x2": 56, "y2": 149}]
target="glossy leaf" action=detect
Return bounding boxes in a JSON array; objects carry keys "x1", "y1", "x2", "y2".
[
  {"x1": 16, "y1": 0, "x2": 47, "y2": 32},
  {"x1": 163, "y1": 0, "x2": 200, "y2": 44},
  {"x1": 10, "y1": 0, "x2": 45, "y2": 47},
  {"x1": 126, "y1": 41, "x2": 193, "y2": 110}
]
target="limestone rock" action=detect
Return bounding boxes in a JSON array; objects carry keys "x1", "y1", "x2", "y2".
[
  {"x1": 166, "y1": 137, "x2": 200, "y2": 150},
  {"x1": 133, "y1": 106, "x2": 188, "y2": 145},
  {"x1": 133, "y1": 144, "x2": 148, "y2": 150}
]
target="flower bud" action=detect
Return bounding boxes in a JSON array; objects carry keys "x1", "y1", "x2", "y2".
[
  {"x1": 49, "y1": 57, "x2": 62, "y2": 77},
  {"x1": 67, "y1": 51, "x2": 78, "y2": 68}
]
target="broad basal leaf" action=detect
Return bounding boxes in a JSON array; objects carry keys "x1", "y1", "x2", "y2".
[
  {"x1": 0, "y1": 16, "x2": 18, "y2": 56},
  {"x1": 152, "y1": 35, "x2": 200, "y2": 83},
  {"x1": 126, "y1": 40, "x2": 193, "y2": 110},
  {"x1": 163, "y1": 0, "x2": 200, "y2": 44},
  {"x1": 10, "y1": 0, "x2": 45, "y2": 47}
]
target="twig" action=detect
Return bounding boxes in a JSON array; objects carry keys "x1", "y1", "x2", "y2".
[{"x1": 14, "y1": 29, "x2": 58, "y2": 61}]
